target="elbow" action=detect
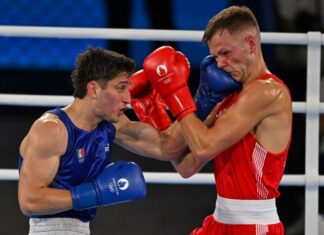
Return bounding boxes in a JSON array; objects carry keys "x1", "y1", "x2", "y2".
[
  {"x1": 178, "y1": 170, "x2": 195, "y2": 179},
  {"x1": 176, "y1": 150, "x2": 212, "y2": 178},
  {"x1": 18, "y1": 193, "x2": 42, "y2": 216},
  {"x1": 19, "y1": 199, "x2": 34, "y2": 216},
  {"x1": 20, "y1": 208, "x2": 32, "y2": 217},
  {"x1": 175, "y1": 159, "x2": 202, "y2": 179}
]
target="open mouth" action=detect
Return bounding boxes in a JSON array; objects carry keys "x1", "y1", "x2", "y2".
[{"x1": 118, "y1": 107, "x2": 126, "y2": 116}]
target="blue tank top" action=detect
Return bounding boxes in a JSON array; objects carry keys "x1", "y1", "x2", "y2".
[{"x1": 18, "y1": 108, "x2": 116, "y2": 222}]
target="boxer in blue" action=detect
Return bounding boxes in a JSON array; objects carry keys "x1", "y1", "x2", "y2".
[{"x1": 18, "y1": 47, "x2": 184, "y2": 234}]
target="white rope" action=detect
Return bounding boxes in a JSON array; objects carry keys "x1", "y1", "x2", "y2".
[
  {"x1": 0, "y1": 94, "x2": 319, "y2": 114},
  {"x1": 0, "y1": 94, "x2": 73, "y2": 107},
  {"x1": 2, "y1": 169, "x2": 323, "y2": 186},
  {"x1": 0, "y1": 169, "x2": 18, "y2": 181},
  {"x1": 0, "y1": 26, "x2": 323, "y2": 45},
  {"x1": 0, "y1": 26, "x2": 203, "y2": 42}
]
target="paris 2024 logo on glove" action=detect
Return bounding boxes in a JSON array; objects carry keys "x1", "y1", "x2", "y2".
[
  {"x1": 108, "y1": 178, "x2": 129, "y2": 196},
  {"x1": 156, "y1": 64, "x2": 172, "y2": 85}
]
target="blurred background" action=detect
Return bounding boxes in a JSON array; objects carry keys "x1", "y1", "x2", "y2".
[{"x1": 0, "y1": 0, "x2": 323, "y2": 234}]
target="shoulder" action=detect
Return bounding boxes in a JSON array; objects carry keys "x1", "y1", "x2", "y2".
[
  {"x1": 32, "y1": 113, "x2": 67, "y2": 137},
  {"x1": 21, "y1": 113, "x2": 68, "y2": 157},
  {"x1": 230, "y1": 77, "x2": 291, "y2": 122},
  {"x1": 240, "y1": 77, "x2": 290, "y2": 105}
]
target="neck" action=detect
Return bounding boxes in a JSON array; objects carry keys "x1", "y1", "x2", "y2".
[
  {"x1": 245, "y1": 56, "x2": 269, "y2": 83},
  {"x1": 63, "y1": 98, "x2": 100, "y2": 132}
]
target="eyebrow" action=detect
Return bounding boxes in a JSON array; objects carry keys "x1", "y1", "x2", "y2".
[{"x1": 116, "y1": 80, "x2": 129, "y2": 86}]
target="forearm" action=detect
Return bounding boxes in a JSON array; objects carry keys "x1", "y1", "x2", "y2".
[
  {"x1": 19, "y1": 186, "x2": 72, "y2": 216},
  {"x1": 179, "y1": 113, "x2": 212, "y2": 159},
  {"x1": 160, "y1": 122, "x2": 188, "y2": 160},
  {"x1": 116, "y1": 119, "x2": 187, "y2": 161},
  {"x1": 116, "y1": 120, "x2": 162, "y2": 157}
]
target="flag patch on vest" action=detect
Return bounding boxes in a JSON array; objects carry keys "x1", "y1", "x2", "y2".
[{"x1": 77, "y1": 147, "x2": 85, "y2": 163}]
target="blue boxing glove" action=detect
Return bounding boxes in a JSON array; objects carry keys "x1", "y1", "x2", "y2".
[
  {"x1": 71, "y1": 161, "x2": 147, "y2": 211},
  {"x1": 194, "y1": 55, "x2": 241, "y2": 120}
]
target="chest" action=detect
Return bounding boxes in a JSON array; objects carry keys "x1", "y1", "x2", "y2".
[{"x1": 57, "y1": 127, "x2": 114, "y2": 184}]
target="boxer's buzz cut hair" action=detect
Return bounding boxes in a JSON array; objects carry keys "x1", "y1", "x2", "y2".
[{"x1": 202, "y1": 5, "x2": 260, "y2": 44}]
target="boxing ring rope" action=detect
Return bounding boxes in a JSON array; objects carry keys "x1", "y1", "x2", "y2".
[
  {"x1": 0, "y1": 26, "x2": 322, "y2": 235},
  {"x1": 1, "y1": 25, "x2": 321, "y2": 44},
  {"x1": 0, "y1": 94, "x2": 321, "y2": 113}
]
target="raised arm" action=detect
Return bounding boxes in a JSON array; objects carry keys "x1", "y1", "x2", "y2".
[
  {"x1": 173, "y1": 79, "x2": 292, "y2": 177},
  {"x1": 114, "y1": 114, "x2": 186, "y2": 161}
]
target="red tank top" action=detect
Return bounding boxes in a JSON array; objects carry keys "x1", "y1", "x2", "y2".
[{"x1": 213, "y1": 73, "x2": 292, "y2": 200}]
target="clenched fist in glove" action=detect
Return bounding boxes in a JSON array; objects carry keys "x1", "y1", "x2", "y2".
[
  {"x1": 194, "y1": 55, "x2": 241, "y2": 120},
  {"x1": 143, "y1": 46, "x2": 196, "y2": 121},
  {"x1": 71, "y1": 161, "x2": 146, "y2": 211},
  {"x1": 129, "y1": 69, "x2": 171, "y2": 131}
]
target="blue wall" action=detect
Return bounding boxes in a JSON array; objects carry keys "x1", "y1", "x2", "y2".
[{"x1": 0, "y1": 0, "x2": 229, "y2": 70}]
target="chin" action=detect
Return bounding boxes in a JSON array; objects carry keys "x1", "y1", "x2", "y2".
[
  {"x1": 103, "y1": 115, "x2": 116, "y2": 123},
  {"x1": 109, "y1": 117, "x2": 119, "y2": 123},
  {"x1": 232, "y1": 73, "x2": 241, "y2": 82}
]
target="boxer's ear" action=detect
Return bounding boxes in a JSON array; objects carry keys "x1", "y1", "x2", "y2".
[
  {"x1": 245, "y1": 35, "x2": 256, "y2": 54},
  {"x1": 87, "y1": 80, "x2": 99, "y2": 98}
]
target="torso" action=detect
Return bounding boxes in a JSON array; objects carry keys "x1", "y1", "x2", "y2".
[
  {"x1": 213, "y1": 74, "x2": 292, "y2": 199},
  {"x1": 18, "y1": 108, "x2": 116, "y2": 222}
]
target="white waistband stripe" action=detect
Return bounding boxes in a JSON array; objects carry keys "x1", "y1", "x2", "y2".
[
  {"x1": 29, "y1": 217, "x2": 90, "y2": 234},
  {"x1": 213, "y1": 195, "x2": 280, "y2": 225}
]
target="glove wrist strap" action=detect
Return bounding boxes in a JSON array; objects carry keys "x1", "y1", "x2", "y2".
[
  {"x1": 165, "y1": 86, "x2": 197, "y2": 120},
  {"x1": 71, "y1": 182, "x2": 98, "y2": 211}
]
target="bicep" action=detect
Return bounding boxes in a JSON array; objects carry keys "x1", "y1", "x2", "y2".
[
  {"x1": 208, "y1": 87, "x2": 277, "y2": 153},
  {"x1": 210, "y1": 102, "x2": 256, "y2": 147},
  {"x1": 19, "y1": 121, "x2": 66, "y2": 193},
  {"x1": 114, "y1": 117, "x2": 163, "y2": 158},
  {"x1": 20, "y1": 140, "x2": 61, "y2": 189}
]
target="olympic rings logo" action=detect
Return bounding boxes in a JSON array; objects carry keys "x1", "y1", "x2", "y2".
[{"x1": 163, "y1": 77, "x2": 172, "y2": 84}]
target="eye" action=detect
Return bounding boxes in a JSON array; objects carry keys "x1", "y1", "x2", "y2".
[
  {"x1": 117, "y1": 83, "x2": 128, "y2": 92},
  {"x1": 219, "y1": 50, "x2": 230, "y2": 57}
]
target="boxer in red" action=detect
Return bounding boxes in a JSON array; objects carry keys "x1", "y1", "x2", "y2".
[{"x1": 142, "y1": 5, "x2": 292, "y2": 235}]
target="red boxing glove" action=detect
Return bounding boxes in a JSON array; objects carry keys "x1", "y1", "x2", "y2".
[
  {"x1": 143, "y1": 46, "x2": 196, "y2": 120},
  {"x1": 129, "y1": 69, "x2": 171, "y2": 131}
]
